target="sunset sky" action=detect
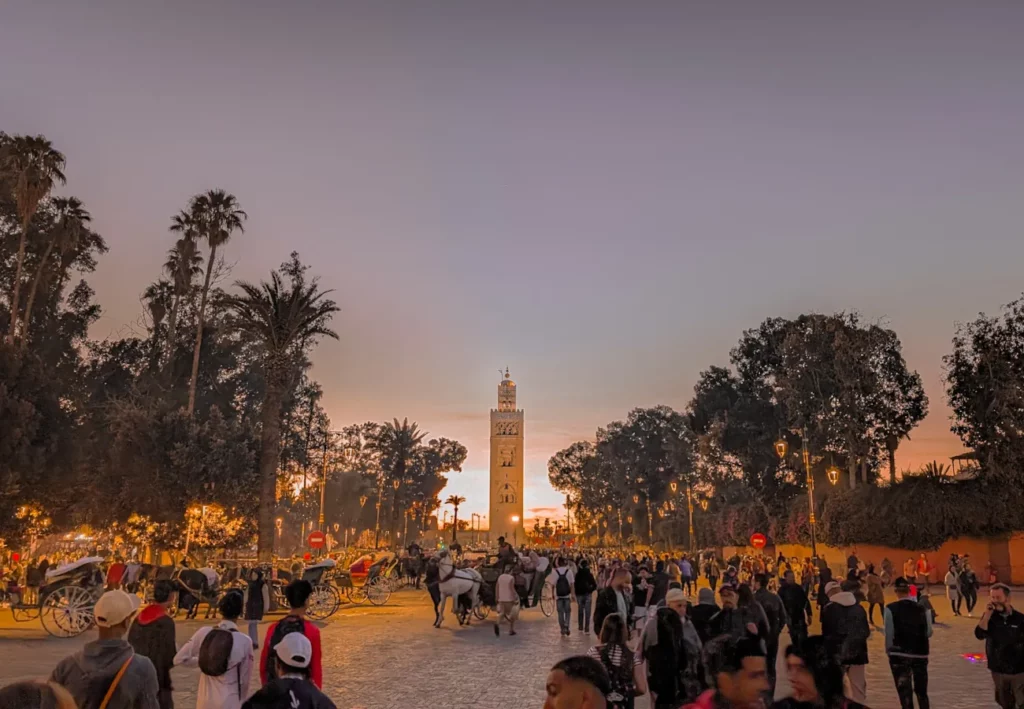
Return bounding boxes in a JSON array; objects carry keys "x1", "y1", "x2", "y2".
[{"x1": 3, "y1": 2, "x2": 1024, "y2": 526}]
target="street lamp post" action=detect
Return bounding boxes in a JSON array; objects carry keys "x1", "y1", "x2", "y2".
[
  {"x1": 318, "y1": 433, "x2": 331, "y2": 532},
  {"x1": 511, "y1": 514, "x2": 520, "y2": 547},
  {"x1": 686, "y1": 484, "x2": 696, "y2": 552},
  {"x1": 776, "y1": 428, "x2": 818, "y2": 559}
]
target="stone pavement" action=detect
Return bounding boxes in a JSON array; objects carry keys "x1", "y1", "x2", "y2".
[{"x1": 0, "y1": 587, "x2": 1004, "y2": 708}]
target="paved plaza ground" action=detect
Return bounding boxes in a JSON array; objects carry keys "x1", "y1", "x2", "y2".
[{"x1": 0, "y1": 585, "x2": 1003, "y2": 708}]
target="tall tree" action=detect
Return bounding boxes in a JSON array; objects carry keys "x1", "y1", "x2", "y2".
[
  {"x1": 21, "y1": 197, "x2": 90, "y2": 345},
  {"x1": 445, "y1": 494, "x2": 466, "y2": 542},
  {"x1": 0, "y1": 134, "x2": 66, "y2": 342},
  {"x1": 164, "y1": 213, "x2": 204, "y2": 368},
  {"x1": 179, "y1": 190, "x2": 246, "y2": 414},
  {"x1": 225, "y1": 262, "x2": 338, "y2": 562}
]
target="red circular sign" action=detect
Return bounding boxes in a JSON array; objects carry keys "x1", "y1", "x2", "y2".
[
  {"x1": 750, "y1": 533, "x2": 767, "y2": 549},
  {"x1": 307, "y1": 531, "x2": 327, "y2": 549}
]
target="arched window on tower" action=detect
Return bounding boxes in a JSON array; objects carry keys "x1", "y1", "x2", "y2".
[{"x1": 499, "y1": 483, "x2": 517, "y2": 505}]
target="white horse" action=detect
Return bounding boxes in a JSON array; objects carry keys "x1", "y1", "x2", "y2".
[{"x1": 435, "y1": 551, "x2": 482, "y2": 628}]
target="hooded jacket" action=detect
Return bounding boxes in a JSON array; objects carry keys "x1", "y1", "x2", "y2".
[
  {"x1": 821, "y1": 591, "x2": 871, "y2": 666},
  {"x1": 51, "y1": 638, "x2": 160, "y2": 709},
  {"x1": 689, "y1": 589, "x2": 721, "y2": 645},
  {"x1": 128, "y1": 604, "x2": 177, "y2": 691}
]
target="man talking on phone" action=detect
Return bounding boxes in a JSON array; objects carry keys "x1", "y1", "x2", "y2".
[{"x1": 975, "y1": 583, "x2": 1024, "y2": 709}]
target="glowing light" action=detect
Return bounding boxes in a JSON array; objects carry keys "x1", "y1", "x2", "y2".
[
  {"x1": 827, "y1": 466, "x2": 841, "y2": 485},
  {"x1": 775, "y1": 440, "x2": 788, "y2": 459}
]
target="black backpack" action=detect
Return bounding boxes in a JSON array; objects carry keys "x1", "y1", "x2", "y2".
[
  {"x1": 268, "y1": 615, "x2": 306, "y2": 680},
  {"x1": 198, "y1": 627, "x2": 242, "y2": 697},
  {"x1": 555, "y1": 569, "x2": 571, "y2": 598},
  {"x1": 599, "y1": 645, "x2": 635, "y2": 708}
]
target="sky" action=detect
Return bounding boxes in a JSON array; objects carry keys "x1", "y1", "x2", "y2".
[{"x1": 3, "y1": 1, "x2": 1024, "y2": 527}]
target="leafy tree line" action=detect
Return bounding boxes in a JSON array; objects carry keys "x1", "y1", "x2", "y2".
[
  {"x1": 551, "y1": 309, "x2": 1024, "y2": 550},
  {"x1": 0, "y1": 131, "x2": 465, "y2": 558}
]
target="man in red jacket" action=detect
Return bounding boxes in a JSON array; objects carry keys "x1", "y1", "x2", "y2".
[{"x1": 260, "y1": 580, "x2": 322, "y2": 688}]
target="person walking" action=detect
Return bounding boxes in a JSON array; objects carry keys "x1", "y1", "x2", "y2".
[
  {"x1": 548, "y1": 556, "x2": 576, "y2": 637},
  {"x1": 543, "y1": 656, "x2": 613, "y2": 709},
  {"x1": 594, "y1": 568, "x2": 634, "y2": 638},
  {"x1": 575, "y1": 559, "x2": 598, "y2": 634},
  {"x1": 641, "y1": 588, "x2": 704, "y2": 706},
  {"x1": 689, "y1": 587, "x2": 720, "y2": 646},
  {"x1": 260, "y1": 581, "x2": 323, "y2": 689},
  {"x1": 587, "y1": 613, "x2": 646, "y2": 708},
  {"x1": 706, "y1": 557, "x2": 720, "y2": 592},
  {"x1": 650, "y1": 560, "x2": 671, "y2": 609},
  {"x1": 51, "y1": 590, "x2": 159, "y2": 709},
  {"x1": 914, "y1": 555, "x2": 930, "y2": 593},
  {"x1": 494, "y1": 564, "x2": 520, "y2": 637},
  {"x1": 174, "y1": 590, "x2": 254, "y2": 709},
  {"x1": 960, "y1": 562, "x2": 979, "y2": 617},
  {"x1": 128, "y1": 580, "x2": 178, "y2": 709},
  {"x1": 779, "y1": 570, "x2": 812, "y2": 652},
  {"x1": 680, "y1": 556, "x2": 694, "y2": 597},
  {"x1": 865, "y1": 566, "x2": 885, "y2": 626},
  {"x1": 709, "y1": 584, "x2": 769, "y2": 646},
  {"x1": 682, "y1": 635, "x2": 769, "y2": 709},
  {"x1": 821, "y1": 580, "x2": 871, "y2": 705},
  {"x1": 243, "y1": 569, "x2": 271, "y2": 649},
  {"x1": 754, "y1": 573, "x2": 789, "y2": 693},
  {"x1": 242, "y1": 634, "x2": 335, "y2": 709},
  {"x1": 884, "y1": 578, "x2": 932, "y2": 709},
  {"x1": 944, "y1": 566, "x2": 962, "y2": 617},
  {"x1": 975, "y1": 583, "x2": 1024, "y2": 709}
]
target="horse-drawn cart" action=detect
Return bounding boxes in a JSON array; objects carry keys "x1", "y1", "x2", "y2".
[
  {"x1": 7, "y1": 556, "x2": 105, "y2": 637},
  {"x1": 335, "y1": 553, "x2": 393, "y2": 606},
  {"x1": 301, "y1": 559, "x2": 342, "y2": 620}
]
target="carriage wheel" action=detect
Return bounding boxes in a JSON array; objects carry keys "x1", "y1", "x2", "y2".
[
  {"x1": 345, "y1": 584, "x2": 368, "y2": 605},
  {"x1": 367, "y1": 576, "x2": 392, "y2": 606},
  {"x1": 472, "y1": 603, "x2": 490, "y2": 620},
  {"x1": 41, "y1": 586, "x2": 95, "y2": 638},
  {"x1": 539, "y1": 584, "x2": 554, "y2": 618},
  {"x1": 307, "y1": 584, "x2": 339, "y2": 620}
]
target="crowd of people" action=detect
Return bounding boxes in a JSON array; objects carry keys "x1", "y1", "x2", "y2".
[{"x1": 0, "y1": 579, "x2": 333, "y2": 709}]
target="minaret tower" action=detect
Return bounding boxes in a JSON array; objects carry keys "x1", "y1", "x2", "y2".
[{"x1": 489, "y1": 368, "x2": 525, "y2": 544}]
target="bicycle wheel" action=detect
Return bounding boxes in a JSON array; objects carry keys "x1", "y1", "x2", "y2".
[
  {"x1": 345, "y1": 584, "x2": 368, "y2": 605},
  {"x1": 472, "y1": 603, "x2": 490, "y2": 620},
  {"x1": 307, "y1": 584, "x2": 338, "y2": 620},
  {"x1": 539, "y1": 584, "x2": 554, "y2": 617}
]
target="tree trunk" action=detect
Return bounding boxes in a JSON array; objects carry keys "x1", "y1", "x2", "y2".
[
  {"x1": 888, "y1": 441, "x2": 897, "y2": 485},
  {"x1": 19, "y1": 238, "x2": 56, "y2": 347},
  {"x1": 848, "y1": 455, "x2": 857, "y2": 490},
  {"x1": 7, "y1": 215, "x2": 32, "y2": 341},
  {"x1": 186, "y1": 244, "x2": 217, "y2": 415},
  {"x1": 256, "y1": 373, "x2": 288, "y2": 563},
  {"x1": 452, "y1": 508, "x2": 459, "y2": 542},
  {"x1": 164, "y1": 291, "x2": 180, "y2": 370}
]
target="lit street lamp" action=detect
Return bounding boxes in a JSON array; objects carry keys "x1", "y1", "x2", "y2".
[
  {"x1": 827, "y1": 465, "x2": 841, "y2": 486},
  {"x1": 511, "y1": 514, "x2": 520, "y2": 546},
  {"x1": 776, "y1": 429, "x2": 818, "y2": 559}
]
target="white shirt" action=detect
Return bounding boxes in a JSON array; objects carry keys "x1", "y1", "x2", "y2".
[
  {"x1": 174, "y1": 620, "x2": 254, "y2": 709},
  {"x1": 497, "y1": 573, "x2": 518, "y2": 603},
  {"x1": 547, "y1": 567, "x2": 575, "y2": 596}
]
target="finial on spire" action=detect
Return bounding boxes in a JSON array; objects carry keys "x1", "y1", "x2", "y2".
[{"x1": 505, "y1": 367, "x2": 510, "y2": 380}]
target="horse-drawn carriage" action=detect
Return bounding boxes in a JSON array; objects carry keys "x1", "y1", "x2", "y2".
[
  {"x1": 301, "y1": 559, "x2": 342, "y2": 620},
  {"x1": 5, "y1": 557, "x2": 105, "y2": 637},
  {"x1": 334, "y1": 552, "x2": 393, "y2": 606}
]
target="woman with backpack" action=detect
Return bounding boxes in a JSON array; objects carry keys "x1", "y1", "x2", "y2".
[
  {"x1": 586, "y1": 613, "x2": 646, "y2": 709},
  {"x1": 174, "y1": 590, "x2": 254, "y2": 709}
]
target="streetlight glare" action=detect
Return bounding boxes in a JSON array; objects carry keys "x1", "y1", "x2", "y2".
[{"x1": 511, "y1": 515, "x2": 520, "y2": 523}]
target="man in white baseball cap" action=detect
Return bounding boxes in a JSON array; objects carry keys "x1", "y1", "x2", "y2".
[
  {"x1": 51, "y1": 590, "x2": 160, "y2": 709},
  {"x1": 242, "y1": 632, "x2": 335, "y2": 709}
]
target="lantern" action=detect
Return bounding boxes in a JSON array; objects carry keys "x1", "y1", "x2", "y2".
[
  {"x1": 700, "y1": 499, "x2": 709, "y2": 511},
  {"x1": 827, "y1": 466, "x2": 841, "y2": 485},
  {"x1": 627, "y1": 516, "x2": 633, "y2": 523},
  {"x1": 670, "y1": 481, "x2": 678, "y2": 493},
  {"x1": 393, "y1": 479, "x2": 400, "y2": 490},
  {"x1": 775, "y1": 439, "x2": 788, "y2": 459},
  {"x1": 633, "y1": 494, "x2": 639, "y2": 504},
  {"x1": 359, "y1": 495, "x2": 368, "y2": 507}
]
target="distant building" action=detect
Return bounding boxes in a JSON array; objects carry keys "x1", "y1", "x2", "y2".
[{"x1": 489, "y1": 369, "x2": 525, "y2": 544}]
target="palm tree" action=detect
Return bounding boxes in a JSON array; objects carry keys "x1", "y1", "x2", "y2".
[
  {"x1": 0, "y1": 133, "x2": 66, "y2": 342},
  {"x1": 20, "y1": 196, "x2": 90, "y2": 345},
  {"x1": 164, "y1": 212, "x2": 204, "y2": 367},
  {"x1": 179, "y1": 189, "x2": 246, "y2": 414},
  {"x1": 445, "y1": 494, "x2": 466, "y2": 542},
  {"x1": 143, "y1": 280, "x2": 173, "y2": 363},
  {"x1": 225, "y1": 268, "x2": 338, "y2": 562},
  {"x1": 371, "y1": 418, "x2": 426, "y2": 545}
]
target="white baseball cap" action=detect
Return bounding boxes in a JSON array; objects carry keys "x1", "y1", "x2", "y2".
[
  {"x1": 274, "y1": 632, "x2": 312, "y2": 669},
  {"x1": 94, "y1": 590, "x2": 141, "y2": 628}
]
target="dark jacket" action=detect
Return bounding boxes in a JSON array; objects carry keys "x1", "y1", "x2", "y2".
[
  {"x1": 754, "y1": 588, "x2": 789, "y2": 637},
  {"x1": 574, "y1": 566, "x2": 597, "y2": 596},
  {"x1": 688, "y1": 601, "x2": 720, "y2": 645},
  {"x1": 885, "y1": 598, "x2": 930, "y2": 657},
  {"x1": 975, "y1": 608, "x2": 1024, "y2": 675},
  {"x1": 51, "y1": 638, "x2": 159, "y2": 709},
  {"x1": 594, "y1": 586, "x2": 634, "y2": 636},
  {"x1": 243, "y1": 677, "x2": 337, "y2": 709},
  {"x1": 821, "y1": 592, "x2": 871, "y2": 666},
  {"x1": 708, "y1": 603, "x2": 769, "y2": 644},
  {"x1": 778, "y1": 582, "x2": 812, "y2": 630},
  {"x1": 128, "y1": 604, "x2": 177, "y2": 691},
  {"x1": 244, "y1": 571, "x2": 271, "y2": 621}
]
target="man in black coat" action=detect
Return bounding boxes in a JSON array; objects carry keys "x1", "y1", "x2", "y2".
[
  {"x1": 592, "y1": 567, "x2": 634, "y2": 637},
  {"x1": 753, "y1": 573, "x2": 788, "y2": 692},
  {"x1": 778, "y1": 569, "x2": 812, "y2": 650},
  {"x1": 821, "y1": 579, "x2": 872, "y2": 705},
  {"x1": 128, "y1": 580, "x2": 177, "y2": 709},
  {"x1": 975, "y1": 583, "x2": 1024, "y2": 709}
]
